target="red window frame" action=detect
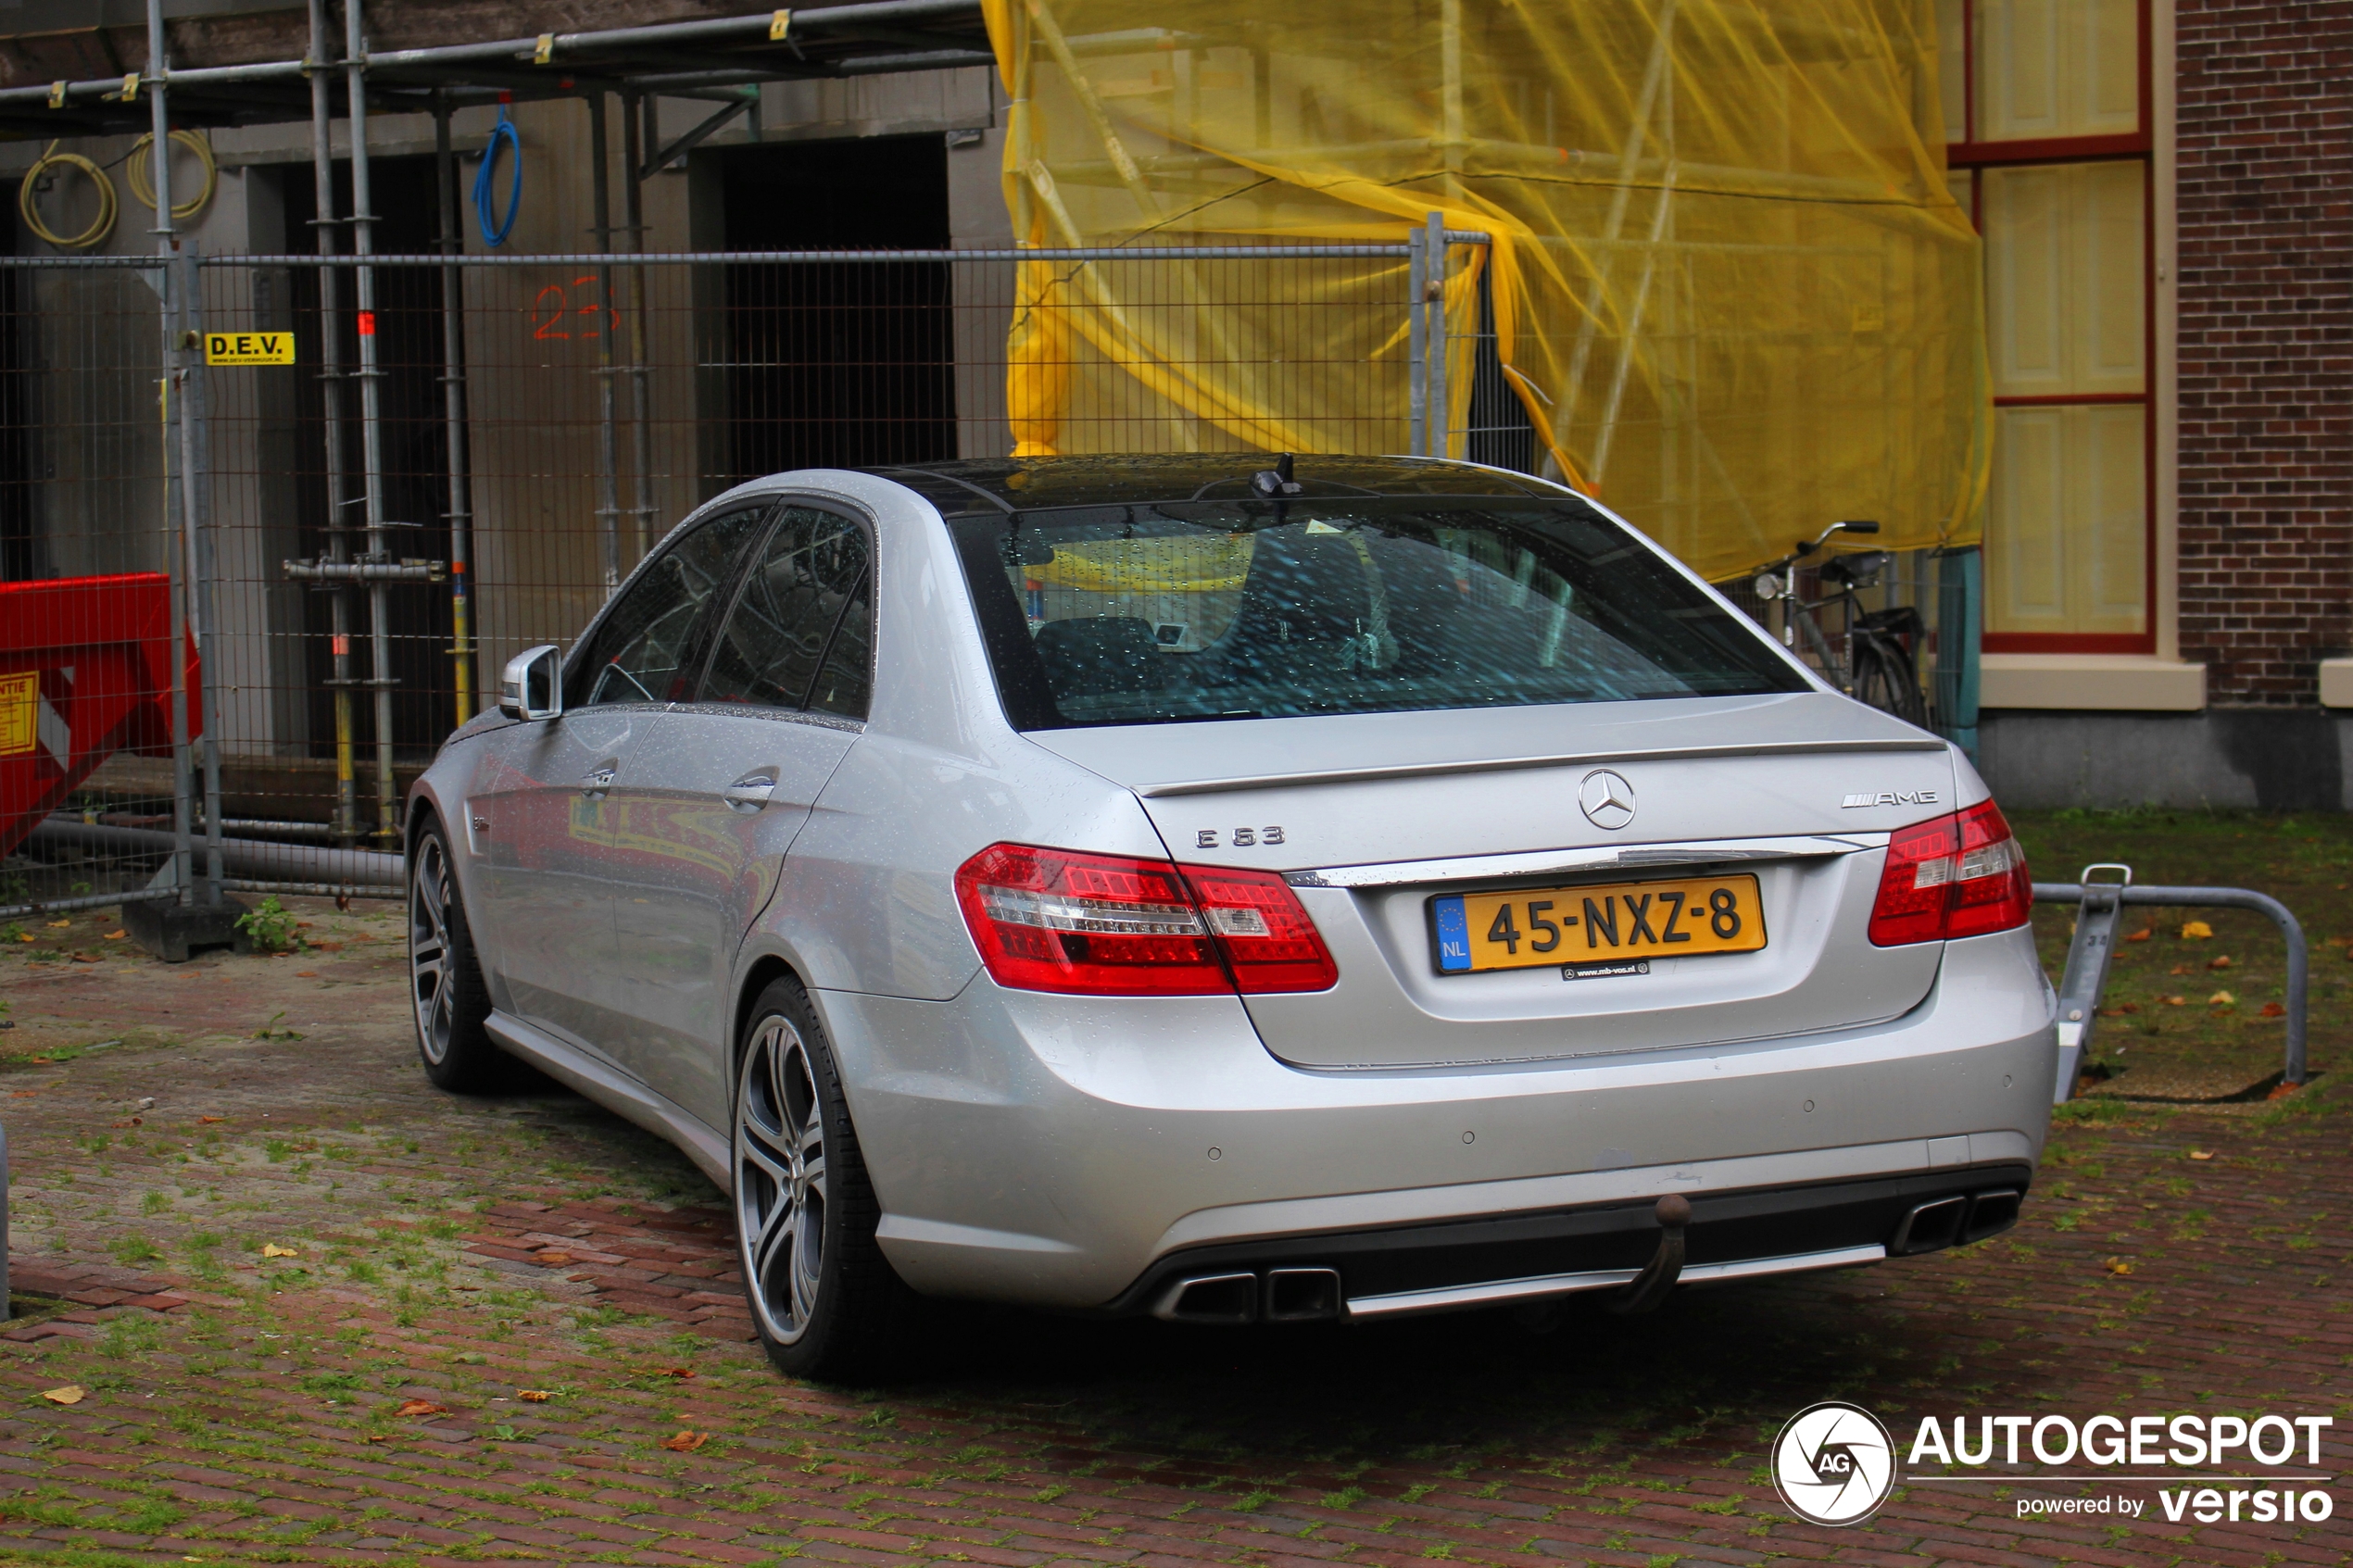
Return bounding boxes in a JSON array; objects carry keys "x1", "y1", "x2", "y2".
[{"x1": 1953, "y1": 0, "x2": 2157, "y2": 656}]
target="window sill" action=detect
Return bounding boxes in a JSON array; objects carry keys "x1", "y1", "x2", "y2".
[{"x1": 1980, "y1": 654, "x2": 2204, "y2": 712}]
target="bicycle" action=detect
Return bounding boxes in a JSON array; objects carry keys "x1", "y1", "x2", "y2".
[{"x1": 1749, "y1": 521, "x2": 1930, "y2": 727}]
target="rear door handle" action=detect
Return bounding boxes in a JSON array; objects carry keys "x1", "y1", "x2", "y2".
[
  {"x1": 581, "y1": 766, "x2": 617, "y2": 798},
  {"x1": 723, "y1": 774, "x2": 776, "y2": 810}
]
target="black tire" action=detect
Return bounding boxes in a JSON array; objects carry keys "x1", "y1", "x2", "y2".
[
  {"x1": 1851, "y1": 635, "x2": 1929, "y2": 727},
  {"x1": 733, "y1": 976, "x2": 917, "y2": 1382},
  {"x1": 408, "y1": 819, "x2": 502, "y2": 1092}
]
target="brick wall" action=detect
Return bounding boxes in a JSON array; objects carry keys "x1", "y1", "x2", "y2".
[{"x1": 2174, "y1": 0, "x2": 2353, "y2": 705}]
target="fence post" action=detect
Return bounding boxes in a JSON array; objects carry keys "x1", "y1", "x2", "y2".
[
  {"x1": 178, "y1": 245, "x2": 225, "y2": 904},
  {"x1": 1406, "y1": 226, "x2": 1428, "y2": 457}
]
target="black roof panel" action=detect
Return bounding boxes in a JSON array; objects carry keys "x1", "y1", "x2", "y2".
[{"x1": 860, "y1": 454, "x2": 1553, "y2": 515}]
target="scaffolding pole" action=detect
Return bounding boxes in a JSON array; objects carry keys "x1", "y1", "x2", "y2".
[
  {"x1": 434, "y1": 92, "x2": 476, "y2": 724},
  {"x1": 346, "y1": 0, "x2": 400, "y2": 845},
  {"x1": 587, "y1": 91, "x2": 623, "y2": 595},
  {"x1": 622, "y1": 89, "x2": 657, "y2": 564},
  {"x1": 308, "y1": 0, "x2": 360, "y2": 847}
]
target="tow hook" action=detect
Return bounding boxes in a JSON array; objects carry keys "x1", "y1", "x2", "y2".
[{"x1": 1605, "y1": 1194, "x2": 1691, "y2": 1315}]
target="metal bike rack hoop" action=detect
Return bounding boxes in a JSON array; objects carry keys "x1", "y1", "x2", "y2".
[{"x1": 2033, "y1": 869, "x2": 2309, "y2": 1101}]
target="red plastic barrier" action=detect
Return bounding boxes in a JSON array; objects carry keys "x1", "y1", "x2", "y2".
[{"x1": 0, "y1": 573, "x2": 200, "y2": 861}]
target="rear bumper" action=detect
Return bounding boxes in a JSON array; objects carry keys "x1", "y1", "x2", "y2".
[
  {"x1": 821, "y1": 924, "x2": 2056, "y2": 1310},
  {"x1": 1114, "y1": 1160, "x2": 2029, "y2": 1323}
]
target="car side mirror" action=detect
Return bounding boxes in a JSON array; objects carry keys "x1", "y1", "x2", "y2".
[{"x1": 499, "y1": 645, "x2": 563, "y2": 721}]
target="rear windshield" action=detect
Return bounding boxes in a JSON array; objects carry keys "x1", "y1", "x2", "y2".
[{"x1": 951, "y1": 497, "x2": 1807, "y2": 731}]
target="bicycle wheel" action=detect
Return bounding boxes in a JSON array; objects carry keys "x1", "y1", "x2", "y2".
[{"x1": 1850, "y1": 634, "x2": 1929, "y2": 727}]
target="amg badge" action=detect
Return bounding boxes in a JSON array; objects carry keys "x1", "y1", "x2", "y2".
[{"x1": 1841, "y1": 789, "x2": 1939, "y2": 809}]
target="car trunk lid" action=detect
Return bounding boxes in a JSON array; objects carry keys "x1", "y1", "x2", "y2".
[{"x1": 1026, "y1": 693, "x2": 1956, "y2": 1068}]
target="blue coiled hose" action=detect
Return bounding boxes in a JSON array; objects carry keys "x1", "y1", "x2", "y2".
[{"x1": 472, "y1": 107, "x2": 522, "y2": 247}]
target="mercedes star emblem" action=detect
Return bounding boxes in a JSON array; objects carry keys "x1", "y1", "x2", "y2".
[{"x1": 1579, "y1": 769, "x2": 1637, "y2": 831}]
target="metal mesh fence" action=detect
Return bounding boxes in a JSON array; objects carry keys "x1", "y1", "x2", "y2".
[{"x1": 1, "y1": 244, "x2": 1431, "y2": 922}]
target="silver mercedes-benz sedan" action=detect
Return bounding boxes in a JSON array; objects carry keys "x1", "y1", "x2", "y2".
[{"x1": 405, "y1": 456, "x2": 2055, "y2": 1379}]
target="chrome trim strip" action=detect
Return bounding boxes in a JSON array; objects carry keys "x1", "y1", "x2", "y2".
[
  {"x1": 1342, "y1": 1242, "x2": 1885, "y2": 1321},
  {"x1": 1676, "y1": 1243, "x2": 1885, "y2": 1284},
  {"x1": 1287, "y1": 834, "x2": 1880, "y2": 890},
  {"x1": 1132, "y1": 737, "x2": 1949, "y2": 798},
  {"x1": 484, "y1": 1010, "x2": 732, "y2": 1193}
]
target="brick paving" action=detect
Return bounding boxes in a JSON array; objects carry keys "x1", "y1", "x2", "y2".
[{"x1": 0, "y1": 903, "x2": 2346, "y2": 1566}]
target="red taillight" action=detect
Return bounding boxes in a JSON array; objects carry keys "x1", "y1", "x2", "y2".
[
  {"x1": 1868, "y1": 799, "x2": 2032, "y2": 947},
  {"x1": 953, "y1": 843, "x2": 1338, "y2": 997},
  {"x1": 1177, "y1": 863, "x2": 1341, "y2": 994}
]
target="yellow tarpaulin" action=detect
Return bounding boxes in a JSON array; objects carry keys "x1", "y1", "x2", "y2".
[{"x1": 980, "y1": 0, "x2": 1989, "y2": 582}]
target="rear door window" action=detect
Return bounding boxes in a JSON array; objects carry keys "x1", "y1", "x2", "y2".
[
  {"x1": 698, "y1": 506, "x2": 872, "y2": 717},
  {"x1": 953, "y1": 498, "x2": 1807, "y2": 729}
]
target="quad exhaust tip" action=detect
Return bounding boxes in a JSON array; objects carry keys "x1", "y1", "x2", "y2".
[
  {"x1": 1893, "y1": 1188, "x2": 2022, "y2": 1256},
  {"x1": 1154, "y1": 1267, "x2": 1342, "y2": 1324}
]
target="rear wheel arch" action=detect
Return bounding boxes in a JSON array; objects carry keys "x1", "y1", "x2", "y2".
[{"x1": 734, "y1": 953, "x2": 804, "y2": 1097}]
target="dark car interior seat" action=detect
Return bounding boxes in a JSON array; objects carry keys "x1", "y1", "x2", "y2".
[{"x1": 1034, "y1": 616, "x2": 1166, "y2": 703}]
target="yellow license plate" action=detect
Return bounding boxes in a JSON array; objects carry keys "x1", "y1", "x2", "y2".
[{"x1": 1429, "y1": 873, "x2": 1767, "y2": 974}]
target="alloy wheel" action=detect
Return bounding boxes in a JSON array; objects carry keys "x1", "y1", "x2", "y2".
[
  {"x1": 409, "y1": 834, "x2": 456, "y2": 1063},
  {"x1": 736, "y1": 1016, "x2": 827, "y2": 1345}
]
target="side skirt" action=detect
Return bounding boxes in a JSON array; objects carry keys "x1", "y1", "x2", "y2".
[{"x1": 484, "y1": 1010, "x2": 733, "y2": 1194}]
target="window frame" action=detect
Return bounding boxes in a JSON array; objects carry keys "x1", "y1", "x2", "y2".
[
  {"x1": 686, "y1": 496, "x2": 880, "y2": 721},
  {"x1": 1952, "y1": 0, "x2": 2158, "y2": 655}
]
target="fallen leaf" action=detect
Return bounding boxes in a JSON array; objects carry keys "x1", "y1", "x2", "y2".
[
  {"x1": 395, "y1": 1400, "x2": 448, "y2": 1419},
  {"x1": 2124, "y1": 927, "x2": 2152, "y2": 943},
  {"x1": 12, "y1": 934, "x2": 31, "y2": 944},
  {"x1": 658, "y1": 1366, "x2": 698, "y2": 1379},
  {"x1": 44, "y1": 920, "x2": 68, "y2": 929},
  {"x1": 535, "y1": 1250, "x2": 573, "y2": 1266},
  {"x1": 103, "y1": 931, "x2": 124, "y2": 940},
  {"x1": 2260, "y1": 1001, "x2": 2287, "y2": 1018},
  {"x1": 312, "y1": 941, "x2": 345, "y2": 953},
  {"x1": 2208, "y1": 990, "x2": 2235, "y2": 1007},
  {"x1": 2161, "y1": 995, "x2": 2186, "y2": 1007},
  {"x1": 261, "y1": 1243, "x2": 301, "y2": 1258},
  {"x1": 198, "y1": 1115, "x2": 224, "y2": 1123},
  {"x1": 366, "y1": 1434, "x2": 393, "y2": 1444},
  {"x1": 2265, "y1": 1082, "x2": 2300, "y2": 1101},
  {"x1": 2180, "y1": 920, "x2": 2213, "y2": 940},
  {"x1": 2098, "y1": 1002, "x2": 2141, "y2": 1017},
  {"x1": 2189, "y1": 1150, "x2": 2214, "y2": 1160},
  {"x1": 2105, "y1": 1258, "x2": 2134, "y2": 1276},
  {"x1": 2207, "y1": 955, "x2": 2233, "y2": 970},
  {"x1": 71, "y1": 954, "x2": 100, "y2": 964},
  {"x1": 41, "y1": 1386, "x2": 84, "y2": 1406},
  {"x1": 8, "y1": 1091, "x2": 33, "y2": 1098},
  {"x1": 294, "y1": 972, "x2": 318, "y2": 979},
  {"x1": 661, "y1": 1431, "x2": 709, "y2": 1452},
  {"x1": 517, "y1": 1389, "x2": 552, "y2": 1402},
  {"x1": 2169, "y1": 963, "x2": 2194, "y2": 975}
]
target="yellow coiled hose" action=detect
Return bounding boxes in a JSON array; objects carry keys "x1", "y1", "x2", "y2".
[
  {"x1": 19, "y1": 142, "x2": 118, "y2": 250},
  {"x1": 127, "y1": 128, "x2": 215, "y2": 220}
]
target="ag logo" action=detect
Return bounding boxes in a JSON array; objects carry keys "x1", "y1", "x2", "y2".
[{"x1": 1770, "y1": 1400, "x2": 1896, "y2": 1526}]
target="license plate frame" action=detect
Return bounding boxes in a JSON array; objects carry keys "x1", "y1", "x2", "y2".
[{"x1": 1428, "y1": 872, "x2": 1768, "y2": 975}]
